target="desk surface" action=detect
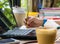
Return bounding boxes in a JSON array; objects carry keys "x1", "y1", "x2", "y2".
[
  {"x1": 20, "y1": 29, "x2": 60, "y2": 44},
  {"x1": 1, "y1": 29, "x2": 60, "y2": 44},
  {"x1": 20, "y1": 40, "x2": 60, "y2": 44}
]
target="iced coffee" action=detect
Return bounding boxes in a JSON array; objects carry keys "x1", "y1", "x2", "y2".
[
  {"x1": 13, "y1": 7, "x2": 26, "y2": 26},
  {"x1": 36, "y1": 29, "x2": 57, "y2": 44}
]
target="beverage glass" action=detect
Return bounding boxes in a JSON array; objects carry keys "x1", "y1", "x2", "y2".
[
  {"x1": 36, "y1": 28, "x2": 57, "y2": 44},
  {"x1": 13, "y1": 7, "x2": 26, "y2": 26}
]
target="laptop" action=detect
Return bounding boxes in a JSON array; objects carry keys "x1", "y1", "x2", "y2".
[
  {"x1": 0, "y1": 10, "x2": 36, "y2": 40},
  {"x1": 0, "y1": 15, "x2": 36, "y2": 40},
  {"x1": 2, "y1": 27, "x2": 36, "y2": 40},
  {"x1": 0, "y1": 17, "x2": 36, "y2": 40}
]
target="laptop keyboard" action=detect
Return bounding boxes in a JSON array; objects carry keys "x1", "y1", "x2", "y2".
[
  {"x1": 3, "y1": 28, "x2": 35, "y2": 36},
  {"x1": 2, "y1": 28, "x2": 36, "y2": 40}
]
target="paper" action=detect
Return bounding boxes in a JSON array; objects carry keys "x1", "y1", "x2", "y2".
[{"x1": 44, "y1": 20, "x2": 59, "y2": 29}]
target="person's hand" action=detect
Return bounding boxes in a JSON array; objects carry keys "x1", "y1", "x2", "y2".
[{"x1": 24, "y1": 17, "x2": 43, "y2": 28}]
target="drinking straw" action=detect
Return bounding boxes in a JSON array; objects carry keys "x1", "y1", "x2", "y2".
[{"x1": 26, "y1": 0, "x2": 29, "y2": 26}]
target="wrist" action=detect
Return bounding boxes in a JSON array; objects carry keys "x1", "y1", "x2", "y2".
[{"x1": 38, "y1": 19, "x2": 43, "y2": 26}]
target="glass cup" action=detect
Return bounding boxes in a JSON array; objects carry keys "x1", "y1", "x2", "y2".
[
  {"x1": 13, "y1": 7, "x2": 26, "y2": 26},
  {"x1": 36, "y1": 28, "x2": 57, "y2": 44}
]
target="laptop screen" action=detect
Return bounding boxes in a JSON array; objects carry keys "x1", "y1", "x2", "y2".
[{"x1": 0, "y1": 0, "x2": 17, "y2": 33}]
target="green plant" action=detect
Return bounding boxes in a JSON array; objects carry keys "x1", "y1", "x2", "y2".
[{"x1": 0, "y1": 0, "x2": 16, "y2": 29}]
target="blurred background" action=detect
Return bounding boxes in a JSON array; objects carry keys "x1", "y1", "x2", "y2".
[{"x1": 0, "y1": 0, "x2": 60, "y2": 33}]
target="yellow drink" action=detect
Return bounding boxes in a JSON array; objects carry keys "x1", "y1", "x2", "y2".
[{"x1": 36, "y1": 29, "x2": 57, "y2": 44}]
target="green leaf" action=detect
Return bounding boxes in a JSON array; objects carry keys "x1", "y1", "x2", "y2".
[
  {"x1": 0, "y1": 5, "x2": 3, "y2": 8},
  {"x1": 4, "y1": 8, "x2": 11, "y2": 13},
  {"x1": 4, "y1": 0, "x2": 8, "y2": 1},
  {"x1": 5, "y1": 3, "x2": 9, "y2": 6},
  {"x1": 0, "y1": 2, "x2": 3, "y2": 8},
  {"x1": 0, "y1": 2, "x2": 3, "y2": 5}
]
